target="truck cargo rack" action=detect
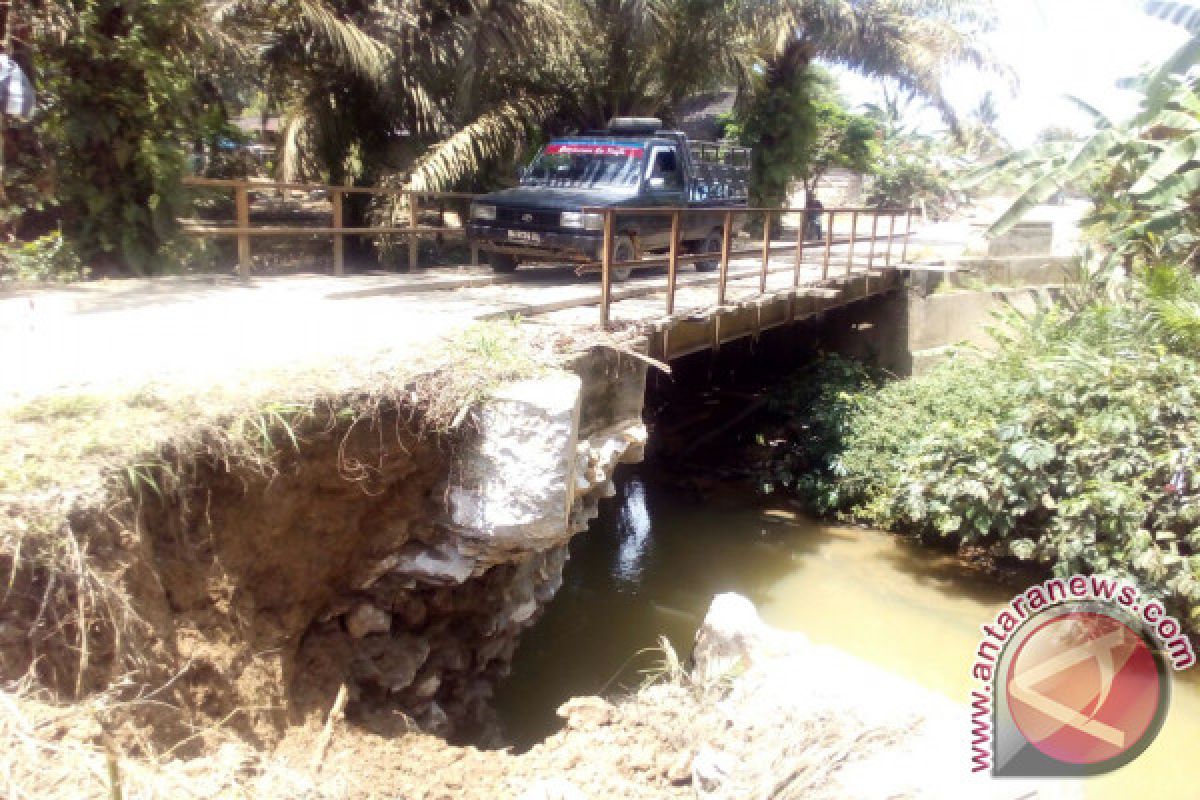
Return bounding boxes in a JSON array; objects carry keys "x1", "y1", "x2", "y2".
[{"x1": 687, "y1": 140, "x2": 752, "y2": 203}]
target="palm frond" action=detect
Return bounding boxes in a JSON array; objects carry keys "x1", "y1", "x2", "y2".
[
  {"x1": 295, "y1": 0, "x2": 392, "y2": 85},
  {"x1": 790, "y1": 0, "x2": 1005, "y2": 132},
  {"x1": 1145, "y1": 0, "x2": 1200, "y2": 33},
  {"x1": 404, "y1": 95, "x2": 554, "y2": 192}
]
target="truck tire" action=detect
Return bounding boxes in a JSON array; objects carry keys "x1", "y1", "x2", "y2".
[
  {"x1": 695, "y1": 230, "x2": 723, "y2": 273},
  {"x1": 488, "y1": 252, "x2": 520, "y2": 273},
  {"x1": 610, "y1": 235, "x2": 636, "y2": 282}
]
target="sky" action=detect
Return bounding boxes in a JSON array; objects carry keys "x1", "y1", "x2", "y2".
[{"x1": 834, "y1": 0, "x2": 1191, "y2": 146}]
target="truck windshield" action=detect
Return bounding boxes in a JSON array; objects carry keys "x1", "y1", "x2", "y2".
[{"x1": 523, "y1": 142, "x2": 644, "y2": 189}]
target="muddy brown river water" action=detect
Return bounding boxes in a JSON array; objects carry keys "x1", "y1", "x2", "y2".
[{"x1": 494, "y1": 469, "x2": 1200, "y2": 799}]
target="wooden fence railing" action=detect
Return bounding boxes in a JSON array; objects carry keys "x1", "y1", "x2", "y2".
[
  {"x1": 181, "y1": 177, "x2": 480, "y2": 277},
  {"x1": 589, "y1": 205, "x2": 916, "y2": 328}
]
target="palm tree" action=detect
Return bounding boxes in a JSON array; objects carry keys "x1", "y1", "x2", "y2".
[
  {"x1": 960, "y1": 91, "x2": 1008, "y2": 159},
  {"x1": 751, "y1": 0, "x2": 1000, "y2": 126},
  {"x1": 215, "y1": 0, "x2": 570, "y2": 186},
  {"x1": 225, "y1": 0, "x2": 1001, "y2": 200},
  {"x1": 731, "y1": 0, "x2": 1000, "y2": 208},
  {"x1": 863, "y1": 82, "x2": 924, "y2": 142}
]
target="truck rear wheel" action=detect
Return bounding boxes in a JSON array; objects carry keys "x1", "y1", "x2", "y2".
[
  {"x1": 695, "y1": 230, "x2": 723, "y2": 273},
  {"x1": 610, "y1": 235, "x2": 636, "y2": 282},
  {"x1": 488, "y1": 252, "x2": 519, "y2": 273}
]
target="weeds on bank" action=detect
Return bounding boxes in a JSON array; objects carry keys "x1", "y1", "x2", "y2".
[
  {"x1": 760, "y1": 264, "x2": 1200, "y2": 632},
  {"x1": 411, "y1": 316, "x2": 548, "y2": 429},
  {"x1": 637, "y1": 636, "x2": 686, "y2": 689}
]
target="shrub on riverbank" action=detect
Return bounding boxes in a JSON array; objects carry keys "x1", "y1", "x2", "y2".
[{"x1": 764, "y1": 268, "x2": 1200, "y2": 628}]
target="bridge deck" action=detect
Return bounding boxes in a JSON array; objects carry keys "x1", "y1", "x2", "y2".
[
  {"x1": 0, "y1": 228, "x2": 958, "y2": 406},
  {"x1": 456, "y1": 238, "x2": 911, "y2": 359}
]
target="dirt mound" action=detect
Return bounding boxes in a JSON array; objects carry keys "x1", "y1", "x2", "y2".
[{"x1": 0, "y1": 675, "x2": 859, "y2": 800}]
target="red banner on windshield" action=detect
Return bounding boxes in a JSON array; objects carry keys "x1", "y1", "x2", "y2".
[{"x1": 545, "y1": 143, "x2": 644, "y2": 157}]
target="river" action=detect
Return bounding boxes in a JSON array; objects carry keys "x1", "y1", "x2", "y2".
[{"x1": 493, "y1": 468, "x2": 1200, "y2": 799}]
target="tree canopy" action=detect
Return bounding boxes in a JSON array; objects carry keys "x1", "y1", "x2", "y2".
[
  {"x1": 7, "y1": 0, "x2": 1001, "y2": 273},
  {"x1": 732, "y1": 69, "x2": 878, "y2": 208}
]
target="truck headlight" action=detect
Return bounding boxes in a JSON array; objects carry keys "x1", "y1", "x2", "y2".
[
  {"x1": 471, "y1": 204, "x2": 497, "y2": 221},
  {"x1": 561, "y1": 211, "x2": 605, "y2": 231}
]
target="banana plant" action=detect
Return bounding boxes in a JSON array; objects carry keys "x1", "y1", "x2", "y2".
[
  {"x1": 960, "y1": 98, "x2": 1135, "y2": 236},
  {"x1": 1142, "y1": 1, "x2": 1200, "y2": 117},
  {"x1": 973, "y1": 0, "x2": 1200, "y2": 261}
]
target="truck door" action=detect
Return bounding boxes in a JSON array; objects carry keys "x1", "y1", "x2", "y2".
[{"x1": 643, "y1": 145, "x2": 686, "y2": 249}]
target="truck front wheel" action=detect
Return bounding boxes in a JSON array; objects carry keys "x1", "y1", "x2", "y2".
[
  {"x1": 609, "y1": 235, "x2": 636, "y2": 282},
  {"x1": 695, "y1": 230, "x2": 723, "y2": 273},
  {"x1": 488, "y1": 252, "x2": 520, "y2": 273}
]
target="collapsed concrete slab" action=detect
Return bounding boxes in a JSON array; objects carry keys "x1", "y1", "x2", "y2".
[{"x1": 690, "y1": 593, "x2": 1083, "y2": 800}]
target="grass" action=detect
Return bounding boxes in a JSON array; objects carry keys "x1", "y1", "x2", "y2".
[
  {"x1": 1, "y1": 391, "x2": 184, "y2": 497},
  {"x1": 415, "y1": 316, "x2": 546, "y2": 425}
]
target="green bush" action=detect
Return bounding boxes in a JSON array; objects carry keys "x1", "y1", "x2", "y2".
[
  {"x1": 0, "y1": 233, "x2": 89, "y2": 283},
  {"x1": 35, "y1": 0, "x2": 207, "y2": 274},
  {"x1": 867, "y1": 143, "x2": 954, "y2": 213},
  {"x1": 764, "y1": 276, "x2": 1200, "y2": 628}
]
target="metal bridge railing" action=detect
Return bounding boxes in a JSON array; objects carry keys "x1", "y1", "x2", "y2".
[{"x1": 587, "y1": 206, "x2": 917, "y2": 329}]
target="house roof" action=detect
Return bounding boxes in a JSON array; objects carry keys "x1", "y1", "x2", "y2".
[
  {"x1": 675, "y1": 89, "x2": 737, "y2": 141},
  {"x1": 232, "y1": 114, "x2": 280, "y2": 135}
]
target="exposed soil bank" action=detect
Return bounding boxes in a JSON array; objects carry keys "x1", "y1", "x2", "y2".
[{"x1": 0, "y1": 337, "x2": 649, "y2": 796}]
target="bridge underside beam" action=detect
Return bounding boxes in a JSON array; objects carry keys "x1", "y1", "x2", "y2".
[{"x1": 648, "y1": 271, "x2": 904, "y2": 362}]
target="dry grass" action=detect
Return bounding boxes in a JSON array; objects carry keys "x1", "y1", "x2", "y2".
[{"x1": 0, "y1": 678, "x2": 331, "y2": 800}]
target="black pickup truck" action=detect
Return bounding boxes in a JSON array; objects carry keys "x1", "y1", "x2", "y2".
[{"x1": 467, "y1": 118, "x2": 751, "y2": 280}]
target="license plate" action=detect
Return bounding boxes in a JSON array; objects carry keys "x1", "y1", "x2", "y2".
[{"x1": 507, "y1": 229, "x2": 542, "y2": 244}]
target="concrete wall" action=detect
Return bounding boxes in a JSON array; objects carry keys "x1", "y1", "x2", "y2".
[
  {"x1": 764, "y1": 253, "x2": 1076, "y2": 378},
  {"x1": 902, "y1": 255, "x2": 1074, "y2": 373},
  {"x1": 567, "y1": 345, "x2": 649, "y2": 439},
  {"x1": 907, "y1": 286, "x2": 1061, "y2": 374},
  {"x1": 970, "y1": 220, "x2": 1054, "y2": 258},
  {"x1": 937, "y1": 255, "x2": 1079, "y2": 289}
]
